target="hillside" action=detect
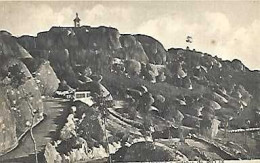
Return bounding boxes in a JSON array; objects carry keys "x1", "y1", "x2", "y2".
[{"x1": 0, "y1": 25, "x2": 260, "y2": 162}]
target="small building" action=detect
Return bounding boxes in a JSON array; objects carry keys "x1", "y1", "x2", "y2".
[
  {"x1": 73, "y1": 91, "x2": 94, "y2": 106},
  {"x1": 60, "y1": 90, "x2": 94, "y2": 106}
]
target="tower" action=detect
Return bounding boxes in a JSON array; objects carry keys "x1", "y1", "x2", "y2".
[{"x1": 74, "y1": 13, "x2": 81, "y2": 27}]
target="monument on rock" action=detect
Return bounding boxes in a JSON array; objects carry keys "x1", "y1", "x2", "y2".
[{"x1": 73, "y1": 13, "x2": 81, "y2": 27}]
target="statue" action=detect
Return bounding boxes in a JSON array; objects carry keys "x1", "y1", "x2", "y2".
[{"x1": 73, "y1": 13, "x2": 81, "y2": 27}]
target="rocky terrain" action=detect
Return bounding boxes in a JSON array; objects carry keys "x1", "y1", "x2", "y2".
[{"x1": 0, "y1": 25, "x2": 260, "y2": 162}]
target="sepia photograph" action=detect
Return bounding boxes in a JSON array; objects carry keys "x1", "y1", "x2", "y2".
[{"x1": 0, "y1": 1, "x2": 260, "y2": 162}]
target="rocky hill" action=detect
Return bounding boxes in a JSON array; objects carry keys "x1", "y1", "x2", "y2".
[
  {"x1": 0, "y1": 25, "x2": 260, "y2": 162},
  {"x1": 0, "y1": 31, "x2": 59, "y2": 155}
]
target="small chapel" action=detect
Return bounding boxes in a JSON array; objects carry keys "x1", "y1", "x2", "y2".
[{"x1": 73, "y1": 13, "x2": 81, "y2": 27}]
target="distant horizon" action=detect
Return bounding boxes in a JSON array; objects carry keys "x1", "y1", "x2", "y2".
[{"x1": 1, "y1": 1, "x2": 259, "y2": 70}]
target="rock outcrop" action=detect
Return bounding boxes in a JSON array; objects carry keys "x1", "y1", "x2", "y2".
[
  {"x1": 0, "y1": 88, "x2": 17, "y2": 154},
  {"x1": 135, "y1": 34, "x2": 167, "y2": 64},
  {"x1": 0, "y1": 31, "x2": 32, "y2": 59},
  {"x1": 0, "y1": 57, "x2": 44, "y2": 154},
  {"x1": 0, "y1": 24, "x2": 259, "y2": 161},
  {"x1": 34, "y1": 60, "x2": 59, "y2": 96},
  {"x1": 120, "y1": 34, "x2": 149, "y2": 63},
  {"x1": 114, "y1": 141, "x2": 188, "y2": 162}
]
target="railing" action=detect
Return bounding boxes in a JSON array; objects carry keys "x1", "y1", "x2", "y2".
[{"x1": 228, "y1": 128, "x2": 260, "y2": 133}]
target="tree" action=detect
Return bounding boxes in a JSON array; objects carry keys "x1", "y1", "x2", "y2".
[
  {"x1": 138, "y1": 92, "x2": 154, "y2": 140},
  {"x1": 93, "y1": 93, "x2": 112, "y2": 163},
  {"x1": 8, "y1": 64, "x2": 28, "y2": 88}
]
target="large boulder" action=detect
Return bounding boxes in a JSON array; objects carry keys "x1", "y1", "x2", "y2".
[
  {"x1": 23, "y1": 58, "x2": 59, "y2": 96},
  {"x1": 226, "y1": 97, "x2": 242, "y2": 111},
  {"x1": 200, "y1": 54, "x2": 218, "y2": 69},
  {"x1": 44, "y1": 48, "x2": 78, "y2": 87},
  {"x1": 182, "y1": 76, "x2": 192, "y2": 89},
  {"x1": 0, "y1": 88, "x2": 17, "y2": 154},
  {"x1": 35, "y1": 31, "x2": 55, "y2": 50},
  {"x1": 17, "y1": 35, "x2": 36, "y2": 51},
  {"x1": 114, "y1": 141, "x2": 188, "y2": 162},
  {"x1": 135, "y1": 34, "x2": 167, "y2": 64},
  {"x1": 0, "y1": 58, "x2": 44, "y2": 154},
  {"x1": 36, "y1": 27, "x2": 79, "y2": 49},
  {"x1": 207, "y1": 92, "x2": 228, "y2": 105},
  {"x1": 234, "y1": 85, "x2": 252, "y2": 105},
  {"x1": 147, "y1": 63, "x2": 159, "y2": 77},
  {"x1": 163, "y1": 105, "x2": 184, "y2": 125},
  {"x1": 73, "y1": 101, "x2": 106, "y2": 148},
  {"x1": 120, "y1": 34, "x2": 149, "y2": 63},
  {"x1": 44, "y1": 142, "x2": 63, "y2": 163},
  {"x1": 0, "y1": 31, "x2": 32, "y2": 59},
  {"x1": 231, "y1": 59, "x2": 246, "y2": 72},
  {"x1": 124, "y1": 59, "x2": 142, "y2": 76},
  {"x1": 141, "y1": 63, "x2": 157, "y2": 83},
  {"x1": 87, "y1": 26, "x2": 122, "y2": 50},
  {"x1": 199, "y1": 98, "x2": 221, "y2": 111},
  {"x1": 34, "y1": 60, "x2": 60, "y2": 96},
  {"x1": 182, "y1": 114, "x2": 201, "y2": 128}
]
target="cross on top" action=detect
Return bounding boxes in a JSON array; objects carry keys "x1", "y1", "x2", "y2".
[{"x1": 74, "y1": 13, "x2": 81, "y2": 27}]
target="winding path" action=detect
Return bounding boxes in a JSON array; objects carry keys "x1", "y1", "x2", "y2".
[{"x1": 0, "y1": 98, "x2": 70, "y2": 162}]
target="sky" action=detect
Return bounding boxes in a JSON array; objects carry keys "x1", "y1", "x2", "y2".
[{"x1": 0, "y1": 1, "x2": 260, "y2": 70}]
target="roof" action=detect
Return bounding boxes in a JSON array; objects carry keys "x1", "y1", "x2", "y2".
[
  {"x1": 74, "y1": 13, "x2": 81, "y2": 22},
  {"x1": 74, "y1": 17, "x2": 81, "y2": 22}
]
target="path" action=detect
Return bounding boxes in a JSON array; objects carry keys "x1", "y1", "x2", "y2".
[{"x1": 0, "y1": 98, "x2": 70, "y2": 162}]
